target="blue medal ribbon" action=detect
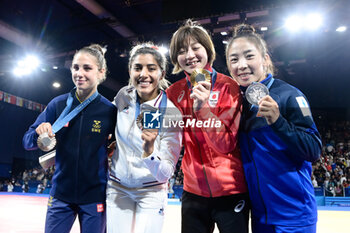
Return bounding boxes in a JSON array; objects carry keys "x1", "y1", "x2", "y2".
[
  {"x1": 51, "y1": 89, "x2": 98, "y2": 134},
  {"x1": 135, "y1": 94, "x2": 141, "y2": 121},
  {"x1": 158, "y1": 92, "x2": 167, "y2": 132},
  {"x1": 263, "y1": 73, "x2": 274, "y2": 89}
]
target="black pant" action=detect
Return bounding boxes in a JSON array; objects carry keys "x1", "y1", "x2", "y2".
[{"x1": 181, "y1": 191, "x2": 250, "y2": 233}]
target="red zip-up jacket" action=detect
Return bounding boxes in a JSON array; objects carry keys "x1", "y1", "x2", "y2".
[{"x1": 166, "y1": 68, "x2": 247, "y2": 197}]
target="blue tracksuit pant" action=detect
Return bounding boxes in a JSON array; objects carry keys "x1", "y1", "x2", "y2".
[{"x1": 45, "y1": 196, "x2": 106, "y2": 233}]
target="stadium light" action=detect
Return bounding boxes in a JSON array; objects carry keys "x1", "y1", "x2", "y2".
[
  {"x1": 336, "y1": 26, "x2": 347, "y2": 32},
  {"x1": 285, "y1": 15, "x2": 303, "y2": 32},
  {"x1": 284, "y1": 13, "x2": 323, "y2": 32},
  {"x1": 13, "y1": 67, "x2": 31, "y2": 77},
  {"x1": 52, "y1": 82, "x2": 61, "y2": 88},
  {"x1": 304, "y1": 13, "x2": 323, "y2": 30},
  {"x1": 12, "y1": 54, "x2": 41, "y2": 77},
  {"x1": 158, "y1": 46, "x2": 168, "y2": 55},
  {"x1": 24, "y1": 55, "x2": 40, "y2": 68}
]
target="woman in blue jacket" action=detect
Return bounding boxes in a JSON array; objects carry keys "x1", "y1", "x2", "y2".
[
  {"x1": 23, "y1": 44, "x2": 116, "y2": 233},
  {"x1": 225, "y1": 24, "x2": 322, "y2": 233}
]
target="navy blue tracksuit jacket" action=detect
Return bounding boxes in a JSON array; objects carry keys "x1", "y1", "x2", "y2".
[{"x1": 239, "y1": 75, "x2": 322, "y2": 226}]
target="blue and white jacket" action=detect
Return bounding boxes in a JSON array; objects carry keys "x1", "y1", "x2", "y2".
[
  {"x1": 239, "y1": 75, "x2": 322, "y2": 226},
  {"x1": 23, "y1": 89, "x2": 116, "y2": 204}
]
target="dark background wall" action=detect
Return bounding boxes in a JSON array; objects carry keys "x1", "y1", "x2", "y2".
[{"x1": 0, "y1": 101, "x2": 43, "y2": 177}]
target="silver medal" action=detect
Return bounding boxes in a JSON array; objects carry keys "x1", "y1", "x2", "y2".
[
  {"x1": 245, "y1": 82, "x2": 269, "y2": 105},
  {"x1": 37, "y1": 132, "x2": 56, "y2": 152}
]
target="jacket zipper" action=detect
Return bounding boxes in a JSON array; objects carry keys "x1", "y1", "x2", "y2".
[
  {"x1": 247, "y1": 134, "x2": 268, "y2": 223},
  {"x1": 75, "y1": 110, "x2": 84, "y2": 203},
  {"x1": 251, "y1": 149, "x2": 268, "y2": 223},
  {"x1": 193, "y1": 129, "x2": 212, "y2": 197},
  {"x1": 243, "y1": 98, "x2": 268, "y2": 223}
]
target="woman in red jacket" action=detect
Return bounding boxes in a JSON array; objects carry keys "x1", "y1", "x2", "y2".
[{"x1": 166, "y1": 19, "x2": 249, "y2": 233}]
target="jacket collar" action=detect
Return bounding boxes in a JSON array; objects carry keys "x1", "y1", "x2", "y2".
[{"x1": 127, "y1": 86, "x2": 163, "y2": 108}]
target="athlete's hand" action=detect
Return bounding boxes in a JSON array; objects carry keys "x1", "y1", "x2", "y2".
[
  {"x1": 35, "y1": 122, "x2": 55, "y2": 137},
  {"x1": 141, "y1": 129, "x2": 158, "y2": 158},
  {"x1": 190, "y1": 81, "x2": 211, "y2": 112},
  {"x1": 256, "y1": 95, "x2": 280, "y2": 125}
]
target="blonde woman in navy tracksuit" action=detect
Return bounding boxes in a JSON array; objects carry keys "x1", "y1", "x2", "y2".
[{"x1": 23, "y1": 44, "x2": 116, "y2": 233}]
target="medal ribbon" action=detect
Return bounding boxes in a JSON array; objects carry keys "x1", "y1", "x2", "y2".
[
  {"x1": 51, "y1": 89, "x2": 98, "y2": 134},
  {"x1": 261, "y1": 73, "x2": 274, "y2": 89},
  {"x1": 158, "y1": 92, "x2": 167, "y2": 132}
]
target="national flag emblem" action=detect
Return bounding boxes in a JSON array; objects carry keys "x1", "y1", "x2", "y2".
[
  {"x1": 4, "y1": 93, "x2": 11, "y2": 103},
  {"x1": 10, "y1": 95, "x2": 16, "y2": 104},
  {"x1": 296, "y1": 96, "x2": 311, "y2": 117},
  {"x1": 27, "y1": 101, "x2": 33, "y2": 110},
  {"x1": 122, "y1": 106, "x2": 129, "y2": 113},
  {"x1": 16, "y1": 97, "x2": 24, "y2": 107},
  {"x1": 34, "y1": 103, "x2": 41, "y2": 112},
  {"x1": 209, "y1": 91, "x2": 220, "y2": 107},
  {"x1": 97, "y1": 204, "x2": 104, "y2": 212}
]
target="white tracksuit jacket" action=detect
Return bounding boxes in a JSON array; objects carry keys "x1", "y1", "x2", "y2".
[{"x1": 109, "y1": 86, "x2": 183, "y2": 188}]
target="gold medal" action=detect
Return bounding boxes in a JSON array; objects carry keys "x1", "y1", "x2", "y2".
[
  {"x1": 190, "y1": 69, "x2": 211, "y2": 87},
  {"x1": 37, "y1": 132, "x2": 56, "y2": 152}
]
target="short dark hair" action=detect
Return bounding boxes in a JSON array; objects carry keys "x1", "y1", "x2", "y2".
[{"x1": 169, "y1": 19, "x2": 216, "y2": 74}]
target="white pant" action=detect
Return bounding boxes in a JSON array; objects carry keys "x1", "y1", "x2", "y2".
[{"x1": 106, "y1": 180, "x2": 167, "y2": 233}]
